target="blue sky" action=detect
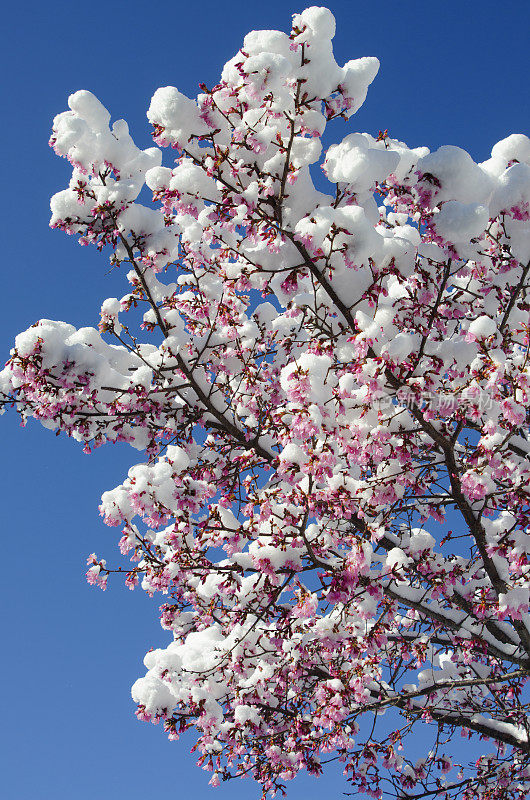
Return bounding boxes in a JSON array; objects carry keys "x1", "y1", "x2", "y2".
[{"x1": 1, "y1": 1, "x2": 529, "y2": 798}]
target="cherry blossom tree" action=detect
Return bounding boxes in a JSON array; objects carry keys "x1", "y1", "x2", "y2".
[{"x1": 2, "y1": 6, "x2": 530, "y2": 799}]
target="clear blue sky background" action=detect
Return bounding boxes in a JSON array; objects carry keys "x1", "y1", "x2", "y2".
[{"x1": 1, "y1": 1, "x2": 529, "y2": 798}]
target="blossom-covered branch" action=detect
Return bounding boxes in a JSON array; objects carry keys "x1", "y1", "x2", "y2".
[{"x1": 2, "y1": 6, "x2": 530, "y2": 800}]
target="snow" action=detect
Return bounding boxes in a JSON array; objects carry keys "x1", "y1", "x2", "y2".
[
  {"x1": 490, "y1": 162, "x2": 530, "y2": 217},
  {"x1": 242, "y1": 29, "x2": 292, "y2": 58},
  {"x1": 293, "y1": 6, "x2": 336, "y2": 40},
  {"x1": 433, "y1": 201, "x2": 489, "y2": 243},
  {"x1": 417, "y1": 145, "x2": 493, "y2": 205},
  {"x1": 381, "y1": 332, "x2": 417, "y2": 362},
  {"x1": 339, "y1": 57, "x2": 380, "y2": 115},
  {"x1": 147, "y1": 86, "x2": 208, "y2": 148},
  {"x1": 491, "y1": 133, "x2": 530, "y2": 166},
  {"x1": 324, "y1": 133, "x2": 399, "y2": 190},
  {"x1": 468, "y1": 315, "x2": 496, "y2": 339},
  {"x1": 68, "y1": 90, "x2": 110, "y2": 129},
  {"x1": 386, "y1": 548, "x2": 412, "y2": 570},
  {"x1": 407, "y1": 529, "x2": 436, "y2": 553}
]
